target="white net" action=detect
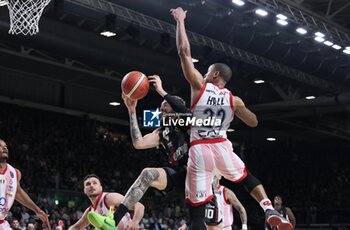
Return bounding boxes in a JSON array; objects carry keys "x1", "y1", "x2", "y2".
[{"x1": 5, "y1": 0, "x2": 51, "y2": 35}]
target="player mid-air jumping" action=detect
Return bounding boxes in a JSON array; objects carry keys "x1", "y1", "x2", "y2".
[{"x1": 170, "y1": 7, "x2": 293, "y2": 230}]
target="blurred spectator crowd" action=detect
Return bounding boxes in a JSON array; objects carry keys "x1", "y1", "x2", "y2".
[{"x1": 0, "y1": 102, "x2": 349, "y2": 230}]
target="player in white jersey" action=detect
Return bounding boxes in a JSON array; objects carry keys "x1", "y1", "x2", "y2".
[
  {"x1": 0, "y1": 139, "x2": 50, "y2": 230},
  {"x1": 68, "y1": 174, "x2": 144, "y2": 230},
  {"x1": 207, "y1": 175, "x2": 247, "y2": 230},
  {"x1": 171, "y1": 7, "x2": 293, "y2": 230}
]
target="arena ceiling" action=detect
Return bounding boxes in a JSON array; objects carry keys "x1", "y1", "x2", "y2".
[
  {"x1": 296, "y1": 0, "x2": 350, "y2": 30},
  {"x1": 0, "y1": 0, "x2": 349, "y2": 142}
]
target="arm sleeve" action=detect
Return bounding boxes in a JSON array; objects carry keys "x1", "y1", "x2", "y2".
[{"x1": 164, "y1": 94, "x2": 191, "y2": 114}]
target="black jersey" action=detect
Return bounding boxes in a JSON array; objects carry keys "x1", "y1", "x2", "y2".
[
  {"x1": 277, "y1": 206, "x2": 287, "y2": 219},
  {"x1": 159, "y1": 124, "x2": 189, "y2": 169}
]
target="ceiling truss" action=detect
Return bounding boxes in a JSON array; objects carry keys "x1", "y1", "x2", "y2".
[{"x1": 65, "y1": 0, "x2": 350, "y2": 94}]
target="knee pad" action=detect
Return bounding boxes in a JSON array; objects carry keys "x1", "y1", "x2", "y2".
[
  {"x1": 188, "y1": 204, "x2": 207, "y2": 230},
  {"x1": 240, "y1": 170, "x2": 261, "y2": 193},
  {"x1": 189, "y1": 203, "x2": 206, "y2": 218}
]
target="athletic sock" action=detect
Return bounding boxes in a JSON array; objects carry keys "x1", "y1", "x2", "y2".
[
  {"x1": 259, "y1": 198, "x2": 274, "y2": 212},
  {"x1": 114, "y1": 203, "x2": 129, "y2": 225}
]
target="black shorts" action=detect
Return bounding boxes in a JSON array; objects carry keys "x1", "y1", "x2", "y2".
[
  {"x1": 162, "y1": 166, "x2": 186, "y2": 193},
  {"x1": 204, "y1": 196, "x2": 222, "y2": 226}
]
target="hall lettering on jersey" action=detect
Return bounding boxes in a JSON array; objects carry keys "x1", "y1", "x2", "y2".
[{"x1": 207, "y1": 96, "x2": 225, "y2": 106}]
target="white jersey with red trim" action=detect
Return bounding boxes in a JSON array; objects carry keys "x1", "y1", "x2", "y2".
[
  {"x1": 89, "y1": 192, "x2": 131, "y2": 230},
  {"x1": 0, "y1": 164, "x2": 18, "y2": 221},
  {"x1": 190, "y1": 83, "x2": 234, "y2": 142},
  {"x1": 216, "y1": 185, "x2": 233, "y2": 230}
]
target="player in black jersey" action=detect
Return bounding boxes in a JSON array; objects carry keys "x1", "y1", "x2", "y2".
[
  {"x1": 89, "y1": 75, "x2": 192, "y2": 230},
  {"x1": 265, "y1": 196, "x2": 296, "y2": 230}
]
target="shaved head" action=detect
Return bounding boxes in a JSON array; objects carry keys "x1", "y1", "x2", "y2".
[{"x1": 212, "y1": 63, "x2": 232, "y2": 83}]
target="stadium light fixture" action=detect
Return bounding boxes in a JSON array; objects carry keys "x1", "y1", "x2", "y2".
[
  {"x1": 101, "y1": 14, "x2": 117, "y2": 37},
  {"x1": 323, "y1": 41, "x2": 334, "y2": 46},
  {"x1": 109, "y1": 102, "x2": 121, "y2": 106},
  {"x1": 343, "y1": 49, "x2": 350, "y2": 54},
  {"x1": 192, "y1": 58, "x2": 199, "y2": 63},
  {"x1": 255, "y1": 9, "x2": 268, "y2": 16},
  {"x1": 332, "y1": 44, "x2": 342, "y2": 50},
  {"x1": 227, "y1": 129, "x2": 235, "y2": 132},
  {"x1": 277, "y1": 19, "x2": 288, "y2": 26},
  {"x1": 232, "y1": 0, "x2": 245, "y2": 6},
  {"x1": 267, "y1": 137, "x2": 276, "y2": 141},
  {"x1": 276, "y1": 14, "x2": 287, "y2": 20},
  {"x1": 315, "y1": 32, "x2": 325, "y2": 37},
  {"x1": 100, "y1": 31, "x2": 116, "y2": 37},
  {"x1": 254, "y1": 80, "x2": 265, "y2": 84},
  {"x1": 296, "y1": 28, "x2": 307, "y2": 34},
  {"x1": 305, "y1": 96, "x2": 316, "y2": 100},
  {"x1": 314, "y1": 37, "x2": 325, "y2": 42}
]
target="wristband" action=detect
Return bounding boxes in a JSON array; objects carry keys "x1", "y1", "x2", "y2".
[{"x1": 242, "y1": 224, "x2": 248, "y2": 230}]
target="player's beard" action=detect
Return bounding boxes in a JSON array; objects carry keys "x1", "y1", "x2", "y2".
[{"x1": 0, "y1": 154, "x2": 8, "y2": 162}]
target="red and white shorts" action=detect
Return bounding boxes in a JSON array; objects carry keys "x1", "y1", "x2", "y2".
[{"x1": 185, "y1": 139, "x2": 247, "y2": 205}]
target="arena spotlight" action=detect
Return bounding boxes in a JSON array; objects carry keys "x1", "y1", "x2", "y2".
[
  {"x1": 100, "y1": 14, "x2": 117, "y2": 37},
  {"x1": 192, "y1": 58, "x2": 199, "y2": 63},
  {"x1": 323, "y1": 41, "x2": 334, "y2": 46},
  {"x1": 277, "y1": 19, "x2": 288, "y2": 26},
  {"x1": 305, "y1": 96, "x2": 316, "y2": 100},
  {"x1": 346, "y1": 46, "x2": 350, "y2": 50},
  {"x1": 314, "y1": 37, "x2": 325, "y2": 43},
  {"x1": 343, "y1": 49, "x2": 350, "y2": 54},
  {"x1": 100, "y1": 31, "x2": 116, "y2": 37},
  {"x1": 255, "y1": 9, "x2": 268, "y2": 16},
  {"x1": 296, "y1": 28, "x2": 307, "y2": 34},
  {"x1": 232, "y1": 0, "x2": 245, "y2": 6},
  {"x1": 0, "y1": 0, "x2": 7, "y2": 6},
  {"x1": 227, "y1": 128, "x2": 235, "y2": 132},
  {"x1": 267, "y1": 137, "x2": 276, "y2": 141},
  {"x1": 315, "y1": 32, "x2": 325, "y2": 37},
  {"x1": 332, "y1": 44, "x2": 342, "y2": 50},
  {"x1": 254, "y1": 80, "x2": 265, "y2": 84},
  {"x1": 109, "y1": 102, "x2": 120, "y2": 106},
  {"x1": 276, "y1": 14, "x2": 287, "y2": 20}
]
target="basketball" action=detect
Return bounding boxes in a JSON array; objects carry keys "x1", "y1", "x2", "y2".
[{"x1": 121, "y1": 71, "x2": 149, "y2": 100}]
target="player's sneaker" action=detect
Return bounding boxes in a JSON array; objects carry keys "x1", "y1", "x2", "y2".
[
  {"x1": 266, "y1": 209, "x2": 293, "y2": 230},
  {"x1": 88, "y1": 207, "x2": 117, "y2": 230}
]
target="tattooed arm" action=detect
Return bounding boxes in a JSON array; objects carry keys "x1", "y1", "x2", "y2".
[
  {"x1": 123, "y1": 94, "x2": 161, "y2": 149},
  {"x1": 129, "y1": 112, "x2": 161, "y2": 149},
  {"x1": 225, "y1": 187, "x2": 248, "y2": 229}
]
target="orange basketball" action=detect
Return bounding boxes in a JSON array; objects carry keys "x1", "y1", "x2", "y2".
[{"x1": 121, "y1": 71, "x2": 149, "y2": 100}]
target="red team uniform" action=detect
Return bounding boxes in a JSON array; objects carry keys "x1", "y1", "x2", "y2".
[
  {"x1": 216, "y1": 185, "x2": 234, "y2": 230},
  {"x1": 88, "y1": 192, "x2": 131, "y2": 230},
  {"x1": 0, "y1": 164, "x2": 18, "y2": 230},
  {"x1": 186, "y1": 82, "x2": 247, "y2": 206}
]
